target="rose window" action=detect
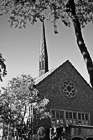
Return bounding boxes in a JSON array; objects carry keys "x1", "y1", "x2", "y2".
[{"x1": 63, "y1": 80, "x2": 76, "y2": 98}]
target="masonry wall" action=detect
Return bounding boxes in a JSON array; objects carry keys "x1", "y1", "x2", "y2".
[{"x1": 36, "y1": 61, "x2": 93, "y2": 125}]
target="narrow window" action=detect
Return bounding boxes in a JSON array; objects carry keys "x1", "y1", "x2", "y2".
[
  {"x1": 52, "y1": 110, "x2": 56, "y2": 118},
  {"x1": 78, "y1": 113, "x2": 81, "y2": 120},
  {"x1": 82, "y1": 114, "x2": 84, "y2": 120},
  {"x1": 39, "y1": 61, "x2": 41, "y2": 70},
  {"x1": 42, "y1": 60, "x2": 45, "y2": 69},
  {"x1": 66, "y1": 112, "x2": 69, "y2": 119},
  {"x1": 60, "y1": 111, "x2": 63, "y2": 118},
  {"x1": 85, "y1": 114, "x2": 88, "y2": 120},
  {"x1": 73, "y1": 112, "x2": 77, "y2": 119},
  {"x1": 56, "y1": 111, "x2": 60, "y2": 118},
  {"x1": 69, "y1": 112, "x2": 72, "y2": 119}
]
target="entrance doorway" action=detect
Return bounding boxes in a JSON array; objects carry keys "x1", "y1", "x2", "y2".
[
  {"x1": 86, "y1": 138, "x2": 93, "y2": 140},
  {"x1": 72, "y1": 137, "x2": 83, "y2": 140}
]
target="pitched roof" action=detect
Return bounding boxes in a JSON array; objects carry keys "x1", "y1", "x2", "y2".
[
  {"x1": 35, "y1": 60, "x2": 69, "y2": 85},
  {"x1": 35, "y1": 68, "x2": 55, "y2": 85},
  {"x1": 35, "y1": 60, "x2": 92, "y2": 90}
]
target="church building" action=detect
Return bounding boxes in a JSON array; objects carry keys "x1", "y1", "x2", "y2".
[
  {"x1": 0, "y1": 21, "x2": 93, "y2": 140},
  {"x1": 35, "y1": 21, "x2": 93, "y2": 140}
]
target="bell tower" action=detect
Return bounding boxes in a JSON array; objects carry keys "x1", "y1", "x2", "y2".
[{"x1": 39, "y1": 21, "x2": 49, "y2": 76}]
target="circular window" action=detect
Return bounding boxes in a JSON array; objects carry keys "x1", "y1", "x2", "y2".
[{"x1": 63, "y1": 80, "x2": 76, "y2": 98}]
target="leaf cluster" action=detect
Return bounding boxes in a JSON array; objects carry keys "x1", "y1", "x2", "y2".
[
  {"x1": 0, "y1": 74, "x2": 50, "y2": 138},
  {"x1": 0, "y1": 0, "x2": 93, "y2": 32},
  {"x1": 0, "y1": 53, "x2": 7, "y2": 81}
]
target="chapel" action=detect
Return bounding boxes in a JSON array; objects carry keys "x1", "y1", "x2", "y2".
[
  {"x1": 1, "y1": 21, "x2": 93, "y2": 140},
  {"x1": 35, "y1": 21, "x2": 93, "y2": 140}
]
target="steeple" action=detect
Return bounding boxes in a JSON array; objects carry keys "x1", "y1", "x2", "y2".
[{"x1": 39, "y1": 21, "x2": 49, "y2": 76}]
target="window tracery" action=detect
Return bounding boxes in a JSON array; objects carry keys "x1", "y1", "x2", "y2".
[{"x1": 63, "y1": 80, "x2": 76, "y2": 98}]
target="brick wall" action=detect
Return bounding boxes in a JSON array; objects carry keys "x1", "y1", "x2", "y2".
[{"x1": 36, "y1": 61, "x2": 93, "y2": 125}]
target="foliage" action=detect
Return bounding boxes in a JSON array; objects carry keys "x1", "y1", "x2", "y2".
[
  {"x1": 0, "y1": 0, "x2": 93, "y2": 87},
  {"x1": 0, "y1": 0, "x2": 93, "y2": 32},
  {"x1": 0, "y1": 53, "x2": 7, "y2": 81},
  {"x1": 0, "y1": 74, "x2": 50, "y2": 139}
]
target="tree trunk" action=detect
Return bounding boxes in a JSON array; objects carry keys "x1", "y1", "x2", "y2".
[{"x1": 68, "y1": 0, "x2": 93, "y2": 88}]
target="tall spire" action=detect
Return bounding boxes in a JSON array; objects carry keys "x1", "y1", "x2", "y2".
[{"x1": 39, "y1": 21, "x2": 49, "y2": 76}]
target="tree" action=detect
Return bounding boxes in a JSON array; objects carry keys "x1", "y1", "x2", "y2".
[
  {"x1": 0, "y1": 0, "x2": 93, "y2": 87},
  {"x1": 0, "y1": 53, "x2": 7, "y2": 81},
  {"x1": 0, "y1": 74, "x2": 50, "y2": 139}
]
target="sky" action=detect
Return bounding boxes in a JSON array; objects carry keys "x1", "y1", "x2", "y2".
[{"x1": 0, "y1": 13, "x2": 93, "y2": 89}]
